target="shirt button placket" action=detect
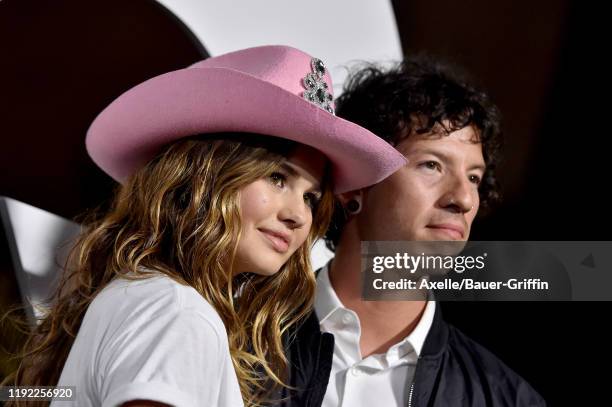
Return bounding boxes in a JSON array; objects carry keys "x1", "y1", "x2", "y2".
[{"x1": 341, "y1": 366, "x2": 363, "y2": 405}]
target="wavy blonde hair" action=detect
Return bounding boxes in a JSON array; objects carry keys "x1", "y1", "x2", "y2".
[{"x1": 3, "y1": 133, "x2": 335, "y2": 406}]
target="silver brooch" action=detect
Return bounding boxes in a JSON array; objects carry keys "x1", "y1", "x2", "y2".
[{"x1": 302, "y1": 58, "x2": 334, "y2": 115}]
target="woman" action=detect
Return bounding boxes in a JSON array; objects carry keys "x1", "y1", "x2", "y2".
[{"x1": 5, "y1": 45, "x2": 406, "y2": 407}]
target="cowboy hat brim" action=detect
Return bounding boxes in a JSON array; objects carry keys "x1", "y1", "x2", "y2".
[{"x1": 86, "y1": 66, "x2": 407, "y2": 193}]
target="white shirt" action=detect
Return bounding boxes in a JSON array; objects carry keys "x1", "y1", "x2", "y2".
[
  {"x1": 52, "y1": 272, "x2": 244, "y2": 407},
  {"x1": 315, "y1": 264, "x2": 435, "y2": 407}
]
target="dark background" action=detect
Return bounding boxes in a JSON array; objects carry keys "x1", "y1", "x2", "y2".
[{"x1": 1, "y1": 0, "x2": 609, "y2": 404}]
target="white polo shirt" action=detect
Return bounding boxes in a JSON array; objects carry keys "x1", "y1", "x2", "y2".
[
  {"x1": 52, "y1": 272, "x2": 244, "y2": 407},
  {"x1": 315, "y1": 264, "x2": 435, "y2": 407}
]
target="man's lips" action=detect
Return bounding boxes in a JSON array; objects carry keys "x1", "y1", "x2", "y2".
[
  {"x1": 258, "y1": 228, "x2": 291, "y2": 253},
  {"x1": 426, "y1": 223, "x2": 465, "y2": 239}
]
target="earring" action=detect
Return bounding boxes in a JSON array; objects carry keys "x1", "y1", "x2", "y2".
[{"x1": 346, "y1": 198, "x2": 361, "y2": 214}]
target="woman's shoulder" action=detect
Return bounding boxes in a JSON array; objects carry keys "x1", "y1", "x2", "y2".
[
  {"x1": 60, "y1": 271, "x2": 241, "y2": 406},
  {"x1": 87, "y1": 270, "x2": 225, "y2": 335}
]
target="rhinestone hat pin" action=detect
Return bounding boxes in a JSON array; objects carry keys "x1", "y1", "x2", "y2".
[{"x1": 302, "y1": 58, "x2": 334, "y2": 115}]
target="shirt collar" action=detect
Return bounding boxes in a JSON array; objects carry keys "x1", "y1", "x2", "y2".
[
  {"x1": 391, "y1": 295, "x2": 436, "y2": 357},
  {"x1": 314, "y1": 261, "x2": 435, "y2": 358}
]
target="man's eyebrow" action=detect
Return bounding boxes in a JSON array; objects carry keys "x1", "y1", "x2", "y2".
[
  {"x1": 469, "y1": 163, "x2": 487, "y2": 172},
  {"x1": 411, "y1": 148, "x2": 486, "y2": 172}
]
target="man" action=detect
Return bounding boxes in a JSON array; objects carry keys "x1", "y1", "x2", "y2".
[{"x1": 277, "y1": 55, "x2": 545, "y2": 406}]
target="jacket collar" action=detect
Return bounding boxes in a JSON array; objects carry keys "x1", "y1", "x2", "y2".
[{"x1": 418, "y1": 301, "x2": 449, "y2": 359}]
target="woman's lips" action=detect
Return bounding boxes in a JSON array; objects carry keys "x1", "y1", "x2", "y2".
[{"x1": 258, "y1": 228, "x2": 290, "y2": 253}]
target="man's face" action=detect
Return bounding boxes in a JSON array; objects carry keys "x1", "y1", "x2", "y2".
[{"x1": 357, "y1": 125, "x2": 485, "y2": 242}]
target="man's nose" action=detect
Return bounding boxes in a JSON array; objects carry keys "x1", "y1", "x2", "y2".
[{"x1": 438, "y1": 174, "x2": 475, "y2": 214}]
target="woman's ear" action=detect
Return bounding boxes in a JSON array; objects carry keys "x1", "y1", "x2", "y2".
[{"x1": 339, "y1": 190, "x2": 363, "y2": 215}]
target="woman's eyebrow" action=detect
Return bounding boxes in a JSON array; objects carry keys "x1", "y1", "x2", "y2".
[
  {"x1": 282, "y1": 162, "x2": 322, "y2": 192},
  {"x1": 280, "y1": 162, "x2": 298, "y2": 177}
]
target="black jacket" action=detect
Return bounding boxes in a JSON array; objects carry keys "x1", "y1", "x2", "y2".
[{"x1": 275, "y1": 303, "x2": 546, "y2": 406}]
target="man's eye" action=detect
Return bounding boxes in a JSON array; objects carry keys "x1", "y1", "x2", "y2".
[
  {"x1": 421, "y1": 161, "x2": 441, "y2": 171},
  {"x1": 469, "y1": 175, "x2": 482, "y2": 185},
  {"x1": 269, "y1": 172, "x2": 286, "y2": 188}
]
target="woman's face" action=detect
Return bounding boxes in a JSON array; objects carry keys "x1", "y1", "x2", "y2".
[{"x1": 234, "y1": 144, "x2": 327, "y2": 276}]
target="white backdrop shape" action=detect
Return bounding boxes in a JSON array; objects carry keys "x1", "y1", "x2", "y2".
[
  {"x1": 156, "y1": 0, "x2": 402, "y2": 96},
  {"x1": 155, "y1": 0, "x2": 402, "y2": 269},
  {"x1": 1, "y1": 197, "x2": 82, "y2": 323}
]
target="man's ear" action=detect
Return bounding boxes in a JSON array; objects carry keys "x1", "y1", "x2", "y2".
[{"x1": 339, "y1": 190, "x2": 363, "y2": 215}]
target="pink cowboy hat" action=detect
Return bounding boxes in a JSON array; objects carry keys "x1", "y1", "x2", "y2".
[{"x1": 86, "y1": 45, "x2": 406, "y2": 193}]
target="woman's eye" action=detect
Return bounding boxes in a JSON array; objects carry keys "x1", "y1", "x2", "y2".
[
  {"x1": 304, "y1": 193, "x2": 320, "y2": 210},
  {"x1": 469, "y1": 175, "x2": 482, "y2": 186},
  {"x1": 269, "y1": 172, "x2": 286, "y2": 188}
]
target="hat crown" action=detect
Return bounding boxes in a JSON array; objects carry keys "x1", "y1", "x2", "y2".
[
  {"x1": 86, "y1": 44, "x2": 406, "y2": 192},
  {"x1": 189, "y1": 45, "x2": 334, "y2": 103}
]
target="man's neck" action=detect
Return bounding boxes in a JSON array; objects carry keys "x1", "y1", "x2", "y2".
[{"x1": 329, "y1": 222, "x2": 427, "y2": 358}]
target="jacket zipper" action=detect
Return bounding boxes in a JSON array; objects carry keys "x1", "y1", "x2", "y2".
[{"x1": 408, "y1": 381, "x2": 415, "y2": 407}]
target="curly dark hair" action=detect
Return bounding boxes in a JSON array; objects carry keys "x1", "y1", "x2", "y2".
[{"x1": 325, "y1": 54, "x2": 503, "y2": 250}]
